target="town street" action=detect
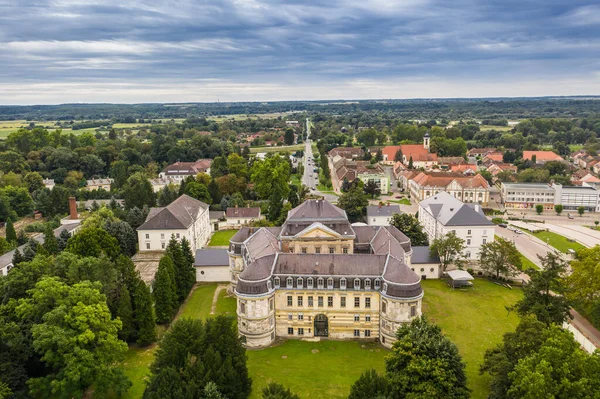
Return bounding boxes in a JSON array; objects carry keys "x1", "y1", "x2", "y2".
[
  {"x1": 494, "y1": 226, "x2": 559, "y2": 268},
  {"x1": 302, "y1": 118, "x2": 337, "y2": 203}
]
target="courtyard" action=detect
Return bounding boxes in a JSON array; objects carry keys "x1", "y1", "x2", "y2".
[
  {"x1": 208, "y1": 229, "x2": 239, "y2": 246},
  {"x1": 121, "y1": 279, "x2": 522, "y2": 399}
]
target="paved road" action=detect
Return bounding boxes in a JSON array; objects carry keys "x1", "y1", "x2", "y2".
[
  {"x1": 505, "y1": 209, "x2": 600, "y2": 226},
  {"x1": 302, "y1": 118, "x2": 337, "y2": 203},
  {"x1": 544, "y1": 224, "x2": 598, "y2": 248},
  {"x1": 495, "y1": 226, "x2": 559, "y2": 268}
]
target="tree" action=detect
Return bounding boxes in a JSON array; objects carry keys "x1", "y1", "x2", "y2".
[
  {"x1": 408, "y1": 156, "x2": 413, "y2": 169},
  {"x1": 394, "y1": 148, "x2": 403, "y2": 162},
  {"x1": 284, "y1": 128, "x2": 295, "y2": 145},
  {"x1": 262, "y1": 382, "x2": 300, "y2": 399},
  {"x1": 336, "y1": 186, "x2": 369, "y2": 223},
  {"x1": 123, "y1": 173, "x2": 155, "y2": 209},
  {"x1": 287, "y1": 184, "x2": 300, "y2": 208},
  {"x1": 564, "y1": 246, "x2": 600, "y2": 327},
  {"x1": 430, "y1": 231, "x2": 466, "y2": 272},
  {"x1": 132, "y1": 279, "x2": 157, "y2": 346},
  {"x1": 348, "y1": 369, "x2": 390, "y2": 399},
  {"x1": 578, "y1": 205, "x2": 585, "y2": 216},
  {"x1": 510, "y1": 252, "x2": 571, "y2": 325},
  {"x1": 479, "y1": 237, "x2": 521, "y2": 279},
  {"x1": 5, "y1": 218, "x2": 16, "y2": 244},
  {"x1": 0, "y1": 237, "x2": 11, "y2": 255},
  {"x1": 15, "y1": 277, "x2": 131, "y2": 398},
  {"x1": 157, "y1": 184, "x2": 180, "y2": 207},
  {"x1": 66, "y1": 228, "x2": 121, "y2": 259},
  {"x1": 184, "y1": 181, "x2": 212, "y2": 204},
  {"x1": 116, "y1": 284, "x2": 134, "y2": 342},
  {"x1": 554, "y1": 204, "x2": 563, "y2": 215},
  {"x1": 144, "y1": 317, "x2": 251, "y2": 399},
  {"x1": 153, "y1": 255, "x2": 178, "y2": 324},
  {"x1": 11, "y1": 248, "x2": 24, "y2": 266},
  {"x1": 104, "y1": 220, "x2": 138, "y2": 257},
  {"x1": 126, "y1": 206, "x2": 147, "y2": 230},
  {"x1": 167, "y1": 236, "x2": 195, "y2": 302},
  {"x1": 57, "y1": 229, "x2": 70, "y2": 252},
  {"x1": 42, "y1": 226, "x2": 59, "y2": 255},
  {"x1": 535, "y1": 204, "x2": 543, "y2": 215},
  {"x1": 210, "y1": 156, "x2": 229, "y2": 178},
  {"x1": 389, "y1": 213, "x2": 428, "y2": 246},
  {"x1": 251, "y1": 156, "x2": 291, "y2": 201},
  {"x1": 23, "y1": 172, "x2": 44, "y2": 193},
  {"x1": 363, "y1": 180, "x2": 381, "y2": 198},
  {"x1": 386, "y1": 317, "x2": 469, "y2": 398}
]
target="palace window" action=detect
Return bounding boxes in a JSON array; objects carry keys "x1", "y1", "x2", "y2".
[
  {"x1": 354, "y1": 297, "x2": 360, "y2": 308},
  {"x1": 354, "y1": 329, "x2": 360, "y2": 337},
  {"x1": 483, "y1": 238, "x2": 487, "y2": 244},
  {"x1": 289, "y1": 247, "x2": 294, "y2": 253},
  {"x1": 287, "y1": 296, "x2": 293, "y2": 306},
  {"x1": 267, "y1": 280, "x2": 272, "y2": 291},
  {"x1": 161, "y1": 233, "x2": 165, "y2": 239},
  {"x1": 298, "y1": 313, "x2": 304, "y2": 321},
  {"x1": 467, "y1": 229, "x2": 471, "y2": 235},
  {"x1": 298, "y1": 328, "x2": 304, "y2": 335},
  {"x1": 145, "y1": 234, "x2": 149, "y2": 239},
  {"x1": 146, "y1": 243, "x2": 150, "y2": 249},
  {"x1": 340, "y1": 278, "x2": 347, "y2": 290},
  {"x1": 382, "y1": 300, "x2": 387, "y2": 314},
  {"x1": 308, "y1": 296, "x2": 314, "y2": 307},
  {"x1": 364, "y1": 330, "x2": 371, "y2": 337},
  {"x1": 318, "y1": 296, "x2": 324, "y2": 307},
  {"x1": 288, "y1": 327, "x2": 294, "y2": 335},
  {"x1": 161, "y1": 242, "x2": 165, "y2": 249},
  {"x1": 382, "y1": 283, "x2": 388, "y2": 294},
  {"x1": 297, "y1": 296, "x2": 303, "y2": 306},
  {"x1": 329, "y1": 247, "x2": 335, "y2": 254},
  {"x1": 467, "y1": 239, "x2": 471, "y2": 245},
  {"x1": 274, "y1": 277, "x2": 280, "y2": 288},
  {"x1": 374, "y1": 279, "x2": 381, "y2": 290},
  {"x1": 354, "y1": 278, "x2": 361, "y2": 290},
  {"x1": 328, "y1": 296, "x2": 333, "y2": 307},
  {"x1": 240, "y1": 302, "x2": 246, "y2": 314},
  {"x1": 327, "y1": 278, "x2": 334, "y2": 289},
  {"x1": 411, "y1": 305, "x2": 417, "y2": 317},
  {"x1": 269, "y1": 298, "x2": 274, "y2": 311},
  {"x1": 307, "y1": 277, "x2": 314, "y2": 289},
  {"x1": 315, "y1": 247, "x2": 321, "y2": 254},
  {"x1": 341, "y1": 297, "x2": 346, "y2": 307},
  {"x1": 343, "y1": 247, "x2": 349, "y2": 254},
  {"x1": 317, "y1": 278, "x2": 324, "y2": 289},
  {"x1": 365, "y1": 315, "x2": 371, "y2": 322},
  {"x1": 365, "y1": 297, "x2": 371, "y2": 308},
  {"x1": 354, "y1": 314, "x2": 360, "y2": 322},
  {"x1": 297, "y1": 277, "x2": 303, "y2": 289},
  {"x1": 301, "y1": 247, "x2": 307, "y2": 254},
  {"x1": 286, "y1": 277, "x2": 293, "y2": 288},
  {"x1": 364, "y1": 279, "x2": 371, "y2": 290},
  {"x1": 288, "y1": 313, "x2": 293, "y2": 320}
]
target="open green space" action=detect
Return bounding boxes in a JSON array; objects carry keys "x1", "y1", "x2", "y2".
[
  {"x1": 289, "y1": 174, "x2": 302, "y2": 187},
  {"x1": 569, "y1": 144, "x2": 584, "y2": 152},
  {"x1": 519, "y1": 254, "x2": 539, "y2": 271},
  {"x1": 177, "y1": 284, "x2": 220, "y2": 320},
  {"x1": 388, "y1": 198, "x2": 411, "y2": 205},
  {"x1": 421, "y1": 279, "x2": 522, "y2": 399},
  {"x1": 214, "y1": 289, "x2": 237, "y2": 316},
  {"x1": 247, "y1": 340, "x2": 387, "y2": 399},
  {"x1": 522, "y1": 229, "x2": 585, "y2": 253},
  {"x1": 250, "y1": 144, "x2": 304, "y2": 153},
  {"x1": 480, "y1": 125, "x2": 513, "y2": 132},
  {"x1": 208, "y1": 229, "x2": 239, "y2": 246}
]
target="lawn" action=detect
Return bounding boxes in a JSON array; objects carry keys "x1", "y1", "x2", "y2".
[
  {"x1": 519, "y1": 254, "x2": 539, "y2": 271},
  {"x1": 208, "y1": 229, "x2": 239, "y2": 246},
  {"x1": 480, "y1": 125, "x2": 513, "y2": 132},
  {"x1": 247, "y1": 340, "x2": 388, "y2": 399},
  {"x1": 289, "y1": 174, "x2": 302, "y2": 187},
  {"x1": 250, "y1": 144, "x2": 304, "y2": 153},
  {"x1": 525, "y1": 230, "x2": 585, "y2": 253},
  {"x1": 177, "y1": 283, "x2": 220, "y2": 320},
  {"x1": 388, "y1": 198, "x2": 411, "y2": 205},
  {"x1": 421, "y1": 279, "x2": 522, "y2": 399},
  {"x1": 214, "y1": 289, "x2": 237, "y2": 316}
]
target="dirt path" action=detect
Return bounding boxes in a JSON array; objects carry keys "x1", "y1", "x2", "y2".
[{"x1": 210, "y1": 284, "x2": 228, "y2": 315}]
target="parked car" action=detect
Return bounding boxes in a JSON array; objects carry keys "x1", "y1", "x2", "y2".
[
  {"x1": 499, "y1": 223, "x2": 507, "y2": 228},
  {"x1": 568, "y1": 213, "x2": 574, "y2": 219}
]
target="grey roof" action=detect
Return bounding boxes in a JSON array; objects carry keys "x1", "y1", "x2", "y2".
[
  {"x1": 502, "y1": 183, "x2": 554, "y2": 190},
  {"x1": 286, "y1": 199, "x2": 347, "y2": 221},
  {"x1": 411, "y1": 246, "x2": 440, "y2": 264},
  {"x1": 209, "y1": 211, "x2": 225, "y2": 221},
  {"x1": 420, "y1": 192, "x2": 493, "y2": 227},
  {"x1": 138, "y1": 195, "x2": 208, "y2": 230},
  {"x1": 366, "y1": 205, "x2": 401, "y2": 218},
  {"x1": 194, "y1": 249, "x2": 229, "y2": 266},
  {"x1": 226, "y1": 207, "x2": 260, "y2": 218}
]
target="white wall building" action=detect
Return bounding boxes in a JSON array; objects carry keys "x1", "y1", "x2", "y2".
[
  {"x1": 194, "y1": 249, "x2": 231, "y2": 282},
  {"x1": 137, "y1": 194, "x2": 211, "y2": 252},
  {"x1": 366, "y1": 204, "x2": 401, "y2": 226},
  {"x1": 418, "y1": 192, "x2": 494, "y2": 261},
  {"x1": 225, "y1": 206, "x2": 262, "y2": 228},
  {"x1": 501, "y1": 183, "x2": 600, "y2": 212}
]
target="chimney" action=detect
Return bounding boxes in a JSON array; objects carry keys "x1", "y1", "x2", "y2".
[
  {"x1": 235, "y1": 204, "x2": 238, "y2": 208},
  {"x1": 68, "y1": 197, "x2": 78, "y2": 220}
]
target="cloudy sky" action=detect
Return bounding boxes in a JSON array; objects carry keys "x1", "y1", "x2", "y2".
[{"x1": 1, "y1": 0, "x2": 600, "y2": 104}]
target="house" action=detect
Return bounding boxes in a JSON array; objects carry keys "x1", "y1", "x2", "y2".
[
  {"x1": 523, "y1": 151, "x2": 564, "y2": 164},
  {"x1": 381, "y1": 134, "x2": 438, "y2": 168},
  {"x1": 225, "y1": 206, "x2": 262, "y2": 227},
  {"x1": 150, "y1": 177, "x2": 179, "y2": 193},
  {"x1": 450, "y1": 164, "x2": 478, "y2": 174},
  {"x1": 366, "y1": 204, "x2": 401, "y2": 226},
  {"x1": 397, "y1": 170, "x2": 418, "y2": 192},
  {"x1": 392, "y1": 161, "x2": 406, "y2": 179},
  {"x1": 85, "y1": 178, "x2": 113, "y2": 191},
  {"x1": 486, "y1": 163, "x2": 517, "y2": 177},
  {"x1": 209, "y1": 210, "x2": 226, "y2": 231},
  {"x1": 159, "y1": 159, "x2": 212, "y2": 181},
  {"x1": 194, "y1": 249, "x2": 230, "y2": 282},
  {"x1": 410, "y1": 246, "x2": 440, "y2": 280},
  {"x1": 418, "y1": 192, "x2": 494, "y2": 262},
  {"x1": 482, "y1": 152, "x2": 504, "y2": 163},
  {"x1": 328, "y1": 147, "x2": 365, "y2": 159},
  {"x1": 43, "y1": 178, "x2": 55, "y2": 190},
  {"x1": 333, "y1": 158, "x2": 389, "y2": 194},
  {"x1": 231, "y1": 199, "x2": 423, "y2": 348},
  {"x1": 409, "y1": 172, "x2": 490, "y2": 204},
  {"x1": 137, "y1": 194, "x2": 211, "y2": 252},
  {"x1": 467, "y1": 148, "x2": 496, "y2": 157},
  {"x1": 438, "y1": 157, "x2": 465, "y2": 167}
]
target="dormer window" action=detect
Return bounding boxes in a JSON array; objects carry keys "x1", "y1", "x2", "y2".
[
  {"x1": 382, "y1": 283, "x2": 388, "y2": 293},
  {"x1": 297, "y1": 277, "x2": 303, "y2": 289},
  {"x1": 364, "y1": 279, "x2": 371, "y2": 290},
  {"x1": 340, "y1": 278, "x2": 347, "y2": 290},
  {"x1": 286, "y1": 277, "x2": 293, "y2": 288},
  {"x1": 267, "y1": 280, "x2": 272, "y2": 291},
  {"x1": 374, "y1": 279, "x2": 381, "y2": 290},
  {"x1": 327, "y1": 278, "x2": 334, "y2": 289},
  {"x1": 354, "y1": 278, "x2": 360, "y2": 290},
  {"x1": 274, "y1": 277, "x2": 280, "y2": 288},
  {"x1": 317, "y1": 277, "x2": 324, "y2": 289},
  {"x1": 307, "y1": 277, "x2": 314, "y2": 289}
]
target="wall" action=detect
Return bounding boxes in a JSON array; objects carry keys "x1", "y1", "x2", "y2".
[
  {"x1": 409, "y1": 263, "x2": 440, "y2": 279},
  {"x1": 367, "y1": 215, "x2": 393, "y2": 226},
  {"x1": 195, "y1": 266, "x2": 230, "y2": 282},
  {"x1": 138, "y1": 228, "x2": 189, "y2": 251},
  {"x1": 563, "y1": 321, "x2": 599, "y2": 354}
]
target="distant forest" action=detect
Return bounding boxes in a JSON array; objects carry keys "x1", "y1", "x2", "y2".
[{"x1": 1, "y1": 97, "x2": 600, "y2": 121}]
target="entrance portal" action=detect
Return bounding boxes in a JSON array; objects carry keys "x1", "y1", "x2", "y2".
[{"x1": 314, "y1": 314, "x2": 329, "y2": 337}]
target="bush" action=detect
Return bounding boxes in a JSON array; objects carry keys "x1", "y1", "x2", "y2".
[
  {"x1": 467, "y1": 268, "x2": 474, "y2": 275},
  {"x1": 492, "y1": 218, "x2": 505, "y2": 224}
]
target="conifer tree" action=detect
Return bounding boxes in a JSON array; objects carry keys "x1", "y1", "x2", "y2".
[
  {"x1": 22, "y1": 239, "x2": 38, "y2": 261},
  {"x1": 166, "y1": 236, "x2": 193, "y2": 302},
  {"x1": 133, "y1": 279, "x2": 156, "y2": 345},
  {"x1": 12, "y1": 248, "x2": 24, "y2": 266},
  {"x1": 179, "y1": 237, "x2": 197, "y2": 300},
  {"x1": 116, "y1": 284, "x2": 134, "y2": 342},
  {"x1": 57, "y1": 229, "x2": 71, "y2": 252},
  {"x1": 42, "y1": 226, "x2": 59, "y2": 255},
  {"x1": 153, "y1": 255, "x2": 178, "y2": 324},
  {"x1": 5, "y1": 218, "x2": 16, "y2": 244}
]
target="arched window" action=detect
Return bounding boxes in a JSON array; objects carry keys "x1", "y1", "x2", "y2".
[
  {"x1": 364, "y1": 278, "x2": 371, "y2": 290},
  {"x1": 267, "y1": 280, "x2": 272, "y2": 291},
  {"x1": 354, "y1": 278, "x2": 360, "y2": 290},
  {"x1": 340, "y1": 278, "x2": 347, "y2": 290},
  {"x1": 307, "y1": 277, "x2": 314, "y2": 289},
  {"x1": 327, "y1": 277, "x2": 334, "y2": 289},
  {"x1": 274, "y1": 277, "x2": 280, "y2": 288},
  {"x1": 374, "y1": 279, "x2": 381, "y2": 290},
  {"x1": 317, "y1": 277, "x2": 324, "y2": 289},
  {"x1": 297, "y1": 277, "x2": 303, "y2": 289},
  {"x1": 286, "y1": 277, "x2": 293, "y2": 288}
]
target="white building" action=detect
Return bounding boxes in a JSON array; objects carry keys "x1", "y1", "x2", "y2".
[
  {"x1": 366, "y1": 204, "x2": 401, "y2": 226},
  {"x1": 137, "y1": 194, "x2": 211, "y2": 252},
  {"x1": 159, "y1": 159, "x2": 212, "y2": 181},
  {"x1": 418, "y1": 192, "x2": 494, "y2": 261},
  {"x1": 43, "y1": 178, "x2": 55, "y2": 190},
  {"x1": 150, "y1": 177, "x2": 180, "y2": 193},
  {"x1": 553, "y1": 184, "x2": 600, "y2": 212},
  {"x1": 225, "y1": 206, "x2": 262, "y2": 227},
  {"x1": 501, "y1": 183, "x2": 600, "y2": 212},
  {"x1": 194, "y1": 249, "x2": 230, "y2": 282}
]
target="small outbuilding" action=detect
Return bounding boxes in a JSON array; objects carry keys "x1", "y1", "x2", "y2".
[
  {"x1": 194, "y1": 249, "x2": 231, "y2": 282},
  {"x1": 446, "y1": 269, "x2": 474, "y2": 289}
]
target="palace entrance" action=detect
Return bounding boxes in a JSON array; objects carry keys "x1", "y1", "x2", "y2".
[{"x1": 314, "y1": 314, "x2": 329, "y2": 337}]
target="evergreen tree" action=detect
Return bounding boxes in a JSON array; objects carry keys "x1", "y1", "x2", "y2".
[
  {"x1": 116, "y1": 284, "x2": 134, "y2": 342},
  {"x1": 57, "y1": 229, "x2": 71, "y2": 252},
  {"x1": 180, "y1": 237, "x2": 195, "y2": 272},
  {"x1": 153, "y1": 255, "x2": 178, "y2": 324},
  {"x1": 42, "y1": 226, "x2": 59, "y2": 255},
  {"x1": 22, "y1": 239, "x2": 38, "y2": 262},
  {"x1": 348, "y1": 369, "x2": 390, "y2": 399},
  {"x1": 5, "y1": 218, "x2": 16, "y2": 244},
  {"x1": 16, "y1": 230, "x2": 27, "y2": 246},
  {"x1": 11, "y1": 248, "x2": 24, "y2": 266},
  {"x1": 408, "y1": 156, "x2": 414, "y2": 169},
  {"x1": 126, "y1": 206, "x2": 147, "y2": 230},
  {"x1": 262, "y1": 382, "x2": 300, "y2": 399},
  {"x1": 133, "y1": 279, "x2": 157, "y2": 345},
  {"x1": 208, "y1": 178, "x2": 222, "y2": 204},
  {"x1": 104, "y1": 220, "x2": 137, "y2": 257},
  {"x1": 166, "y1": 236, "x2": 193, "y2": 302}
]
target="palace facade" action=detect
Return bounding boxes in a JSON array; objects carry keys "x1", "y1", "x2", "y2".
[{"x1": 229, "y1": 200, "x2": 423, "y2": 348}]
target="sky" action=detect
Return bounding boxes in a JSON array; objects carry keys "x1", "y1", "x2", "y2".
[{"x1": 1, "y1": 0, "x2": 600, "y2": 104}]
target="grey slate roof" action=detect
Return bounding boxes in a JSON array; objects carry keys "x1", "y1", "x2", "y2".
[
  {"x1": 194, "y1": 249, "x2": 229, "y2": 266},
  {"x1": 138, "y1": 195, "x2": 208, "y2": 230},
  {"x1": 226, "y1": 207, "x2": 260, "y2": 218},
  {"x1": 286, "y1": 199, "x2": 347, "y2": 221},
  {"x1": 366, "y1": 205, "x2": 401, "y2": 218},
  {"x1": 209, "y1": 211, "x2": 225, "y2": 221},
  {"x1": 411, "y1": 246, "x2": 440, "y2": 264},
  {"x1": 419, "y1": 192, "x2": 492, "y2": 227}
]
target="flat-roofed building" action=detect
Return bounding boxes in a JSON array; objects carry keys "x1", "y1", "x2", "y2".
[{"x1": 501, "y1": 183, "x2": 556, "y2": 210}]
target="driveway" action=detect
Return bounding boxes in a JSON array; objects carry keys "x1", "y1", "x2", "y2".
[
  {"x1": 495, "y1": 226, "x2": 559, "y2": 268},
  {"x1": 545, "y1": 224, "x2": 599, "y2": 248}
]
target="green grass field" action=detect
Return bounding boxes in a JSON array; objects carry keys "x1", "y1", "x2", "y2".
[
  {"x1": 519, "y1": 254, "x2": 539, "y2": 271},
  {"x1": 250, "y1": 144, "x2": 304, "y2": 154},
  {"x1": 208, "y1": 229, "x2": 239, "y2": 246},
  {"x1": 388, "y1": 198, "x2": 411, "y2": 205},
  {"x1": 523, "y1": 229, "x2": 585, "y2": 253},
  {"x1": 290, "y1": 174, "x2": 302, "y2": 187},
  {"x1": 480, "y1": 125, "x2": 513, "y2": 132},
  {"x1": 214, "y1": 289, "x2": 237, "y2": 316},
  {"x1": 421, "y1": 279, "x2": 522, "y2": 399},
  {"x1": 177, "y1": 284, "x2": 220, "y2": 320}
]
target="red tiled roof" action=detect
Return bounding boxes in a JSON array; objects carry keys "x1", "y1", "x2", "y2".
[
  {"x1": 523, "y1": 151, "x2": 563, "y2": 162},
  {"x1": 412, "y1": 172, "x2": 489, "y2": 189}
]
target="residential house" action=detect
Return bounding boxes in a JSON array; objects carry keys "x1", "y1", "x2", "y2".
[
  {"x1": 334, "y1": 158, "x2": 389, "y2": 194},
  {"x1": 328, "y1": 147, "x2": 365, "y2": 159},
  {"x1": 482, "y1": 152, "x2": 504, "y2": 164},
  {"x1": 450, "y1": 164, "x2": 478, "y2": 174},
  {"x1": 137, "y1": 194, "x2": 211, "y2": 252},
  {"x1": 381, "y1": 135, "x2": 438, "y2": 169},
  {"x1": 159, "y1": 159, "x2": 212, "y2": 181},
  {"x1": 85, "y1": 178, "x2": 113, "y2": 191},
  {"x1": 486, "y1": 163, "x2": 517, "y2": 178},
  {"x1": 226, "y1": 206, "x2": 262, "y2": 228},
  {"x1": 409, "y1": 172, "x2": 490, "y2": 204},
  {"x1": 438, "y1": 157, "x2": 465, "y2": 168},
  {"x1": 150, "y1": 177, "x2": 179, "y2": 193},
  {"x1": 209, "y1": 210, "x2": 226, "y2": 231},
  {"x1": 366, "y1": 204, "x2": 401, "y2": 226},
  {"x1": 467, "y1": 148, "x2": 496, "y2": 157},
  {"x1": 418, "y1": 192, "x2": 494, "y2": 261},
  {"x1": 523, "y1": 151, "x2": 564, "y2": 164}
]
